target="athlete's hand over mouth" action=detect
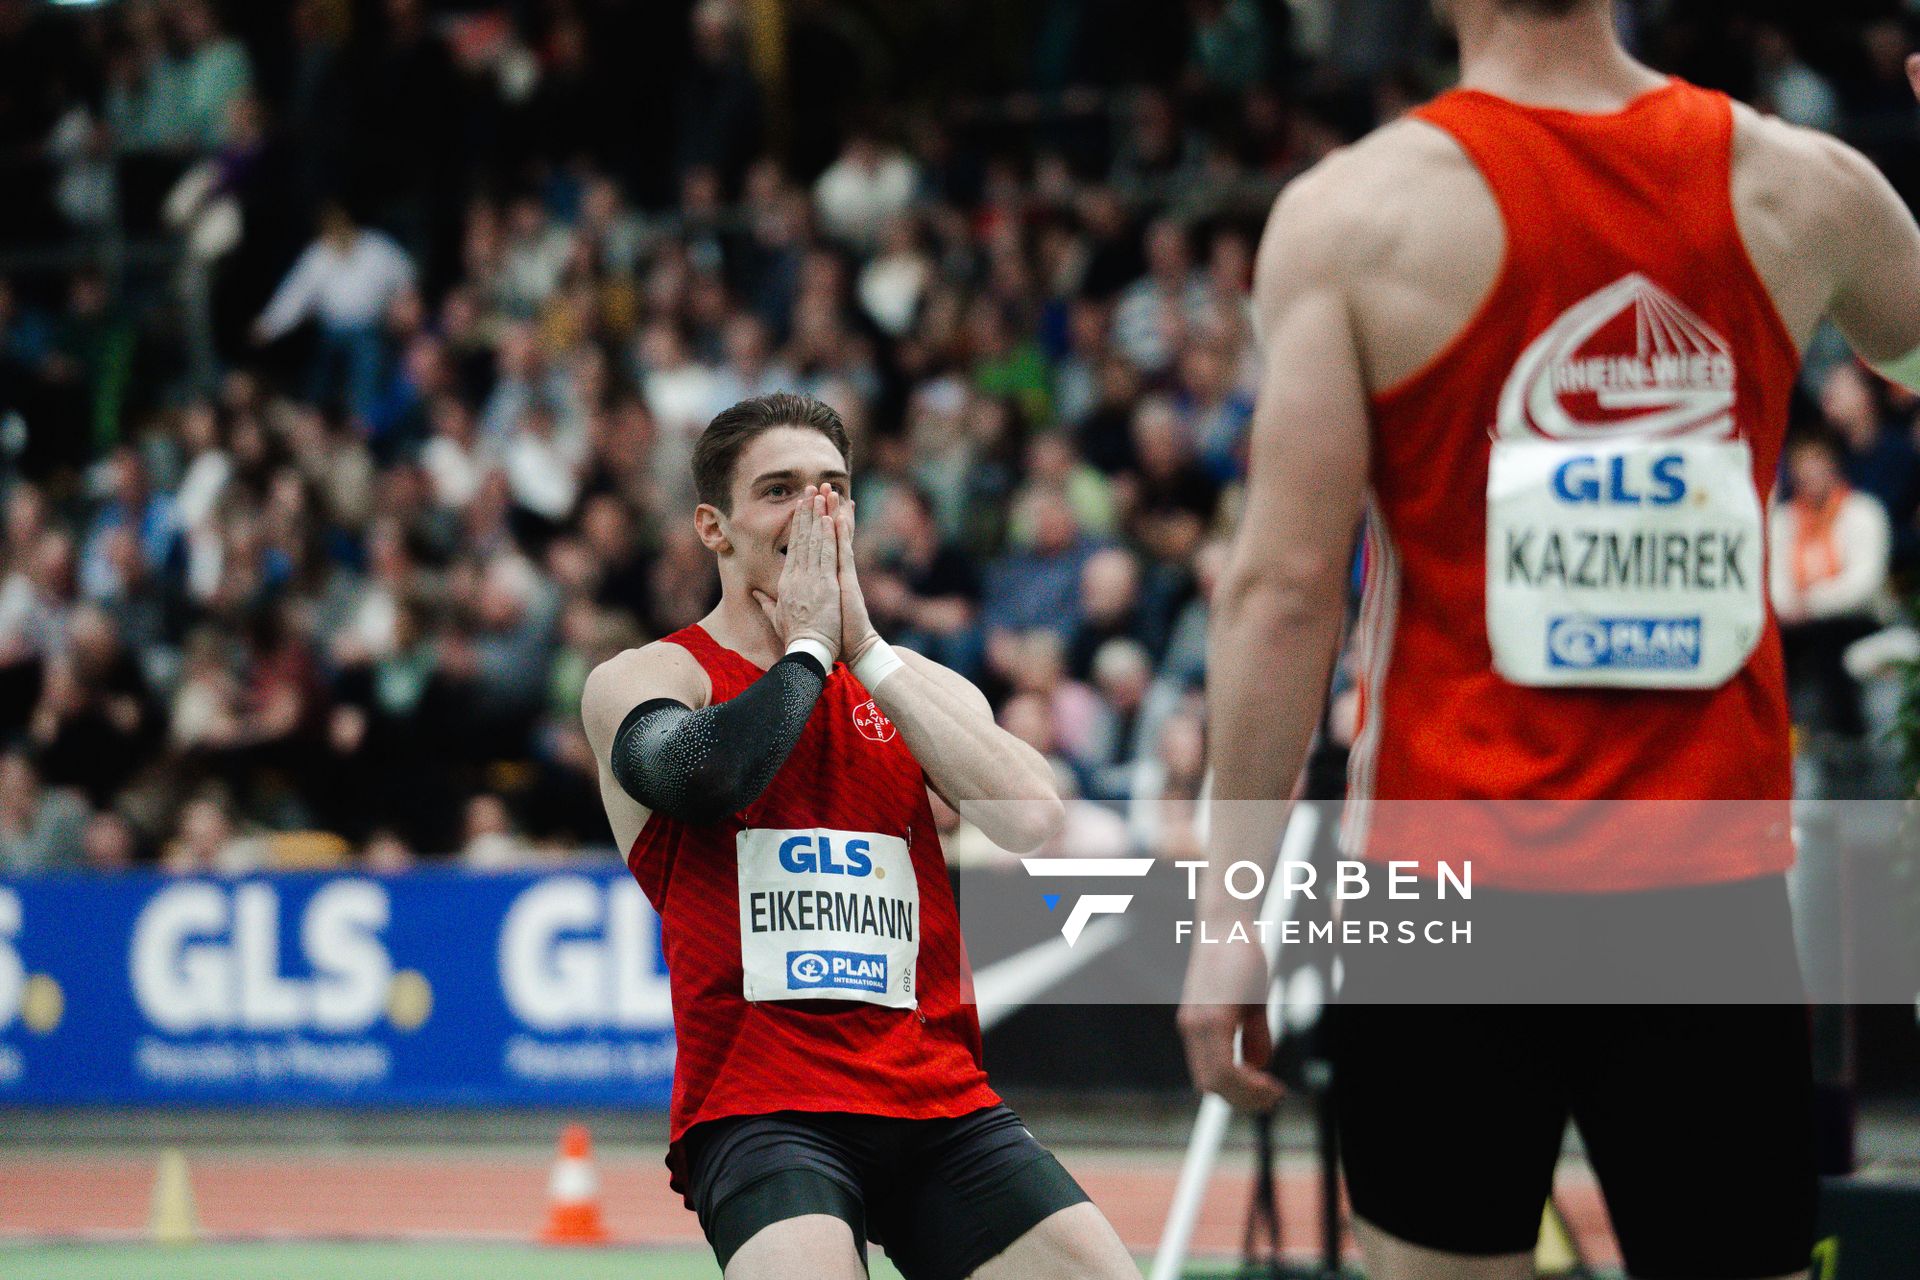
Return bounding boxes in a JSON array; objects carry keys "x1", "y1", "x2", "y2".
[
  {"x1": 829, "y1": 489, "x2": 882, "y2": 667},
  {"x1": 754, "y1": 484, "x2": 843, "y2": 660}
]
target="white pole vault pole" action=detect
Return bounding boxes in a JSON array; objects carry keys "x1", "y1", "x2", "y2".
[{"x1": 1149, "y1": 802, "x2": 1322, "y2": 1280}]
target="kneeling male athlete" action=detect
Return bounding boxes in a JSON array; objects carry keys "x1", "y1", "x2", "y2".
[{"x1": 582, "y1": 393, "x2": 1137, "y2": 1280}]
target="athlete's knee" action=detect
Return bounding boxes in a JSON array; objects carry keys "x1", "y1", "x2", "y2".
[
  {"x1": 1352, "y1": 1214, "x2": 1534, "y2": 1280},
  {"x1": 969, "y1": 1202, "x2": 1134, "y2": 1280},
  {"x1": 725, "y1": 1212, "x2": 864, "y2": 1280}
]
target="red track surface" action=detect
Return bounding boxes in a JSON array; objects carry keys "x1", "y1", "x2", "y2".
[{"x1": 0, "y1": 1149, "x2": 1621, "y2": 1265}]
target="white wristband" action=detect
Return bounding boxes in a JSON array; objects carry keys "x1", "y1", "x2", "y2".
[
  {"x1": 784, "y1": 637, "x2": 836, "y2": 671},
  {"x1": 851, "y1": 637, "x2": 906, "y2": 692}
]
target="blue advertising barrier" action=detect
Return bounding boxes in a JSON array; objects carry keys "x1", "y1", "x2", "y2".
[{"x1": 0, "y1": 867, "x2": 674, "y2": 1106}]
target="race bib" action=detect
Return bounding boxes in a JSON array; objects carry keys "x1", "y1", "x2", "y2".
[
  {"x1": 1486, "y1": 437, "x2": 1764, "y2": 689},
  {"x1": 737, "y1": 827, "x2": 918, "y2": 1009}
]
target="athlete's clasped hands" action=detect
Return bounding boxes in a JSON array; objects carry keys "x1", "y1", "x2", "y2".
[{"x1": 753, "y1": 484, "x2": 878, "y2": 666}]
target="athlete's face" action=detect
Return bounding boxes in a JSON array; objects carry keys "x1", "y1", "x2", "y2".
[{"x1": 700, "y1": 426, "x2": 852, "y2": 593}]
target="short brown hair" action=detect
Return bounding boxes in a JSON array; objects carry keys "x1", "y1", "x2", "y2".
[
  {"x1": 692, "y1": 392, "x2": 852, "y2": 512},
  {"x1": 1497, "y1": 0, "x2": 1590, "y2": 13}
]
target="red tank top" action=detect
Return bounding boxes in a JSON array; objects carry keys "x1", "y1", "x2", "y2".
[
  {"x1": 628, "y1": 624, "x2": 998, "y2": 1198},
  {"x1": 1347, "y1": 79, "x2": 1798, "y2": 891}
]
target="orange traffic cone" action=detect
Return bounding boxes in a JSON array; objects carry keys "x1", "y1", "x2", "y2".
[{"x1": 538, "y1": 1123, "x2": 610, "y2": 1245}]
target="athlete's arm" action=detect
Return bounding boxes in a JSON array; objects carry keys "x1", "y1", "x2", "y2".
[
  {"x1": 582, "y1": 485, "x2": 845, "y2": 831},
  {"x1": 883, "y1": 646, "x2": 1064, "y2": 852},
  {"x1": 829, "y1": 498, "x2": 1066, "y2": 855},
  {"x1": 1800, "y1": 71, "x2": 1920, "y2": 378},
  {"x1": 1177, "y1": 171, "x2": 1372, "y2": 1112},
  {"x1": 581, "y1": 641, "x2": 712, "y2": 846},
  {"x1": 604, "y1": 652, "x2": 830, "y2": 826}
]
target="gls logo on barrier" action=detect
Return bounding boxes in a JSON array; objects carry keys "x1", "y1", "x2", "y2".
[
  {"x1": 130, "y1": 881, "x2": 392, "y2": 1033},
  {"x1": 1550, "y1": 453, "x2": 1686, "y2": 506},
  {"x1": 1019, "y1": 858, "x2": 1155, "y2": 946},
  {"x1": 498, "y1": 877, "x2": 672, "y2": 1032}
]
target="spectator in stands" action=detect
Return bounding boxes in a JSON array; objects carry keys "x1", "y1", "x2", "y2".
[
  {"x1": 983, "y1": 487, "x2": 1096, "y2": 638},
  {"x1": 1081, "y1": 636, "x2": 1155, "y2": 797},
  {"x1": 1017, "y1": 431, "x2": 1116, "y2": 540},
  {"x1": 252, "y1": 201, "x2": 417, "y2": 423},
  {"x1": 1068, "y1": 547, "x2": 1152, "y2": 679},
  {"x1": 79, "y1": 447, "x2": 178, "y2": 601},
  {"x1": 0, "y1": 751, "x2": 88, "y2": 875},
  {"x1": 161, "y1": 791, "x2": 266, "y2": 874},
  {"x1": 1122, "y1": 395, "x2": 1219, "y2": 569},
  {"x1": 1820, "y1": 361, "x2": 1920, "y2": 570},
  {"x1": 0, "y1": 529, "x2": 77, "y2": 672},
  {"x1": 814, "y1": 127, "x2": 921, "y2": 251},
  {"x1": 1113, "y1": 218, "x2": 1209, "y2": 375},
  {"x1": 1754, "y1": 25, "x2": 1839, "y2": 134},
  {"x1": 1129, "y1": 705, "x2": 1207, "y2": 858},
  {"x1": 863, "y1": 482, "x2": 983, "y2": 676},
  {"x1": 172, "y1": 0, "x2": 254, "y2": 151},
  {"x1": 673, "y1": 0, "x2": 765, "y2": 196},
  {"x1": 859, "y1": 214, "x2": 933, "y2": 338},
  {"x1": 81, "y1": 809, "x2": 142, "y2": 873},
  {"x1": 325, "y1": 596, "x2": 468, "y2": 852},
  {"x1": 28, "y1": 605, "x2": 162, "y2": 808},
  {"x1": 1174, "y1": 336, "x2": 1254, "y2": 482},
  {"x1": 461, "y1": 792, "x2": 535, "y2": 869},
  {"x1": 1186, "y1": 0, "x2": 1270, "y2": 94},
  {"x1": 1771, "y1": 434, "x2": 1893, "y2": 738}
]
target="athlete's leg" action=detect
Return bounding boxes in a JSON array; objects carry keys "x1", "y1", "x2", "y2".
[
  {"x1": 725, "y1": 1213, "x2": 866, "y2": 1280},
  {"x1": 1571, "y1": 1004, "x2": 1816, "y2": 1280},
  {"x1": 872, "y1": 1105, "x2": 1125, "y2": 1280},
  {"x1": 1352, "y1": 1215, "x2": 1533, "y2": 1280},
  {"x1": 967, "y1": 1201, "x2": 1135, "y2": 1280},
  {"x1": 685, "y1": 1115, "x2": 874, "y2": 1279}
]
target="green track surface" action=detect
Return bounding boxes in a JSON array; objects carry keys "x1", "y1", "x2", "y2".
[
  {"x1": 0, "y1": 1243, "x2": 1194, "y2": 1279},
  {"x1": 0, "y1": 1242, "x2": 860, "y2": 1280}
]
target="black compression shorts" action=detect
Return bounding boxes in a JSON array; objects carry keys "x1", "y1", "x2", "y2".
[
  {"x1": 1331, "y1": 875, "x2": 1817, "y2": 1278},
  {"x1": 681, "y1": 1104, "x2": 1089, "y2": 1279}
]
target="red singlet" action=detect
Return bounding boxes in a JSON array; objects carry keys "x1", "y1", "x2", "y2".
[
  {"x1": 1347, "y1": 79, "x2": 1799, "y2": 891},
  {"x1": 628, "y1": 624, "x2": 999, "y2": 1197}
]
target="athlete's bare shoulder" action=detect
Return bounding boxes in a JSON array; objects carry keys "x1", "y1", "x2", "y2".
[
  {"x1": 1729, "y1": 100, "x2": 1920, "y2": 357},
  {"x1": 581, "y1": 638, "x2": 713, "y2": 853},
  {"x1": 1258, "y1": 117, "x2": 1502, "y2": 393},
  {"x1": 580, "y1": 639, "x2": 712, "y2": 751},
  {"x1": 1259, "y1": 120, "x2": 1479, "y2": 275}
]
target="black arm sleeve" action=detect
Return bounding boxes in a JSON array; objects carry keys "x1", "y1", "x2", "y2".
[{"x1": 608, "y1": 651, "x2": 827, "y2": 824}]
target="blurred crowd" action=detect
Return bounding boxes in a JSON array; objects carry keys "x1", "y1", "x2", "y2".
[{"x1": 0, "y1": 0, "x2": 1916, "y2": 875}]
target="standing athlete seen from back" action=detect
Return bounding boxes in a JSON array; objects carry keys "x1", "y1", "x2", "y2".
[{"x1": 1182, "y1": 2, "x2": 1920, "y2": 1279}]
